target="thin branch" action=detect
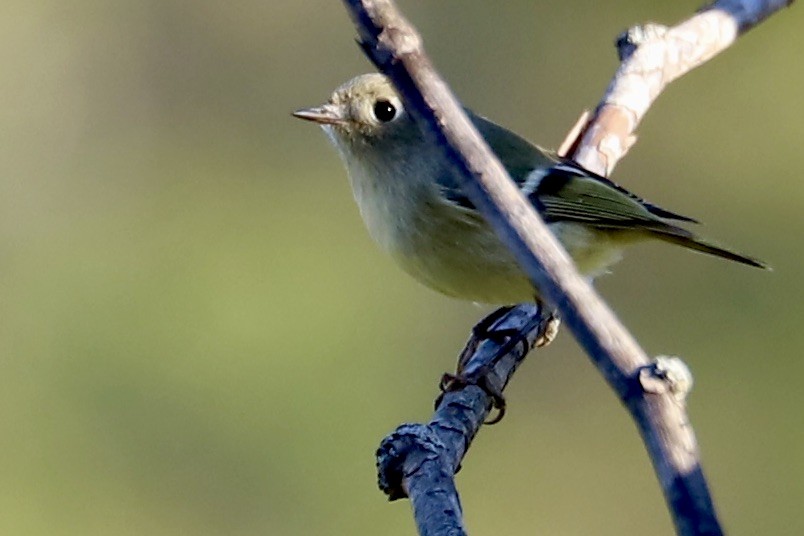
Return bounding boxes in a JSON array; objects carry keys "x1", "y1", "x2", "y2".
[
  {"x1": 340, "y1": 0, "x2": 791, "y2": 535},
  {"x1": 569, "y1": 0, "x2": 794, "y2": 175}
]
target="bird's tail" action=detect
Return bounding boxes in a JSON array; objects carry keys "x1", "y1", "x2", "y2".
[{"x1": 650, "y1": 227, "x2": 769, "y2": 270}]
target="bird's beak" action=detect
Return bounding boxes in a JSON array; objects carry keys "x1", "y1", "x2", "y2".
[{"x1": 292, "y1": 104, "x2": 345, "y2": 125}]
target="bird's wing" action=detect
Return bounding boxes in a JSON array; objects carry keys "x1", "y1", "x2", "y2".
[
  {"x1": 532, "y1": 161, "x2": 698, "y2": 227},
  {"x1": 438, "y1": 112, "x2": 698, "y2": 227}
]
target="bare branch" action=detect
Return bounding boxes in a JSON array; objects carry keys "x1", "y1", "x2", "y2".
[
  {"x1": 570, "y1": 0, "x2": 793, "y2": 175},
  {"x1": 340, "y1": 0, "x2": 791, "y2": 534}
]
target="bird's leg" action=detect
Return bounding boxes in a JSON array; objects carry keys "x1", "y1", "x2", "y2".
[
  {"x1": 438, "y1": 303, "x2": 561, "y2": 424},
  {"x1": 456, "y1": 305, "x2": 519, "y2": 372},
  {"x1": 438, "y1": 306, "x2": 529, "y2": 424}
]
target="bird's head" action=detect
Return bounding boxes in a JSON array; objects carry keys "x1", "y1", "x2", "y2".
[{"x1": 293, "y1": 74, "x2": 424, "y2": 157}]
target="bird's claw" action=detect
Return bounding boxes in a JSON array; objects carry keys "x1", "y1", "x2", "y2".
[
  {"x1": 438, "y1": 305, "x2": 557, "y2": 425},
  {"x1": 534, "y1": 313, "x2": 560, "y2": 348},
  {"x1": 437, "y1": 371, "x2": 507, "y2": 425},
  {"x1": 457, "y1": 306, "x2": 530, "y2": 371}
]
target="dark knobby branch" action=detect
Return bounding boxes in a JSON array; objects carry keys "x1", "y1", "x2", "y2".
[
  {"x1": 376, "y1": 305, "x2": 549, "y2": 536},
  {"x1": 340, "y1": 0, "x2": 792, "y2": 535}
]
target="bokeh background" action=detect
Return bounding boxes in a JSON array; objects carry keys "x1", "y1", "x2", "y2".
[{"x1": 1, "y1": 1, "x2": 801, "y2": 534}]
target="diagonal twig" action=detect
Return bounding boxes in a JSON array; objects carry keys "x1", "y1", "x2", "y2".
[{"x1": 569, "y1": 0, "x2": 794, "y2": 175}]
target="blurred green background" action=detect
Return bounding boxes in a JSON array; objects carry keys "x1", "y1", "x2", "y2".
[{"x1": 0, "y1": 1, "x2": 801, "y2": 534}]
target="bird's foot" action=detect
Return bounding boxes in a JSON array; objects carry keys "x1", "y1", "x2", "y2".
[
  {"x1": 456, "y1": 306, "x2": 530, "y2": 371},
  {"x1": 437, "y1": 306, "x2": 529, "y2": 424},
  {"x1": 436, "y1": 305, "x2": 558, "y2": 425},
  {"x1": 534, "y1": 312, "x2": 560, "y2": 348},
  {"x1": 438, "y1": 370, "x2": 507, "y2": 424}
]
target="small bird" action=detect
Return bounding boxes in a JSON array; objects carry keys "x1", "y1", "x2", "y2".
[{"x1": 293, "y1": 73, "x2": 766, "y2": 305}]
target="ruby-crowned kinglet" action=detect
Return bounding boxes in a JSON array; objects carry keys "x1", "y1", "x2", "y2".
[{"x1": 293, "y1": 74, "x2": 766, "y2": 304}]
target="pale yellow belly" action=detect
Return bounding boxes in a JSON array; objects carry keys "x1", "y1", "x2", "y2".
[{"x1": 390, "y1": 216, "x2": 626, "y2": 305}]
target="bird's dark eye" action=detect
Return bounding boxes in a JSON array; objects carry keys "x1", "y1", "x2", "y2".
[{"x1": 373, "y1": 99, "x2": 397, "y2": 122}]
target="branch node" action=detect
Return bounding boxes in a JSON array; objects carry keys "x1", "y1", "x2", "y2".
[
  {"x1": 639, "y1": 355, "x2": 694, "y2": 402},
  {"x1": 616, "y1": 23, "x2": 669, "y2": 60},
  {"x1": 376, "y1": 423, "x2": 443, "y2": 501}
]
